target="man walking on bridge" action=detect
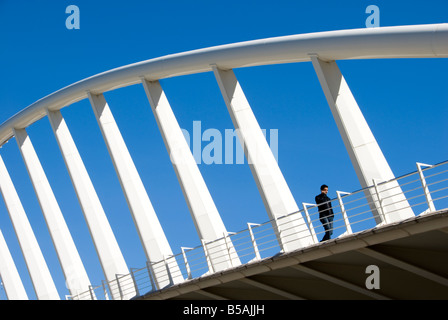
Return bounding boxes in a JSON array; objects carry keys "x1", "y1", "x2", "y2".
[{"x1": 315, "y1": 184, "x2": 334, "y2": 242}]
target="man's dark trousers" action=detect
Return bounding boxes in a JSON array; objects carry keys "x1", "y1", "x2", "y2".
[{"x1": 320, "y1": 215, "x2": 334, "y2": 242}]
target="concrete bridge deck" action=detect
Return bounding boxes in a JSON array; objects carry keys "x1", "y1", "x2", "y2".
[{"x1": 138, "y1": 209, "x2": 448, "y2": 300}]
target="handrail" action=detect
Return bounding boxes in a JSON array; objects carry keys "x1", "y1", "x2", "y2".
[
  {"x1": 68, "y1": 160, "x2": 448, "y2": 300},
  {"x1": 1, "y1": 24, "x2": 448, "y2": 147}
]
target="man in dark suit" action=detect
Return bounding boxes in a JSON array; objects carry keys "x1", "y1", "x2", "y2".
[{"x1": 315, "y1": 184, "x2": 334, "y2": 242}]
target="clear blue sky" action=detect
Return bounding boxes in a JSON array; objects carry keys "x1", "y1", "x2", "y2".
[{"x1": 0, "y1": 0, "x2": 447, "y2": 300}]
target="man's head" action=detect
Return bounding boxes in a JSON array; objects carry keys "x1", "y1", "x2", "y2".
[{"x1": 320, "y1": 184, "x2": 329, "y2": 195}]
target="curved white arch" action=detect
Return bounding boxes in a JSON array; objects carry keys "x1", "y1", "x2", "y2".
[{"x1": 1, "y1": 23, "x2": 447, "y2": 146}]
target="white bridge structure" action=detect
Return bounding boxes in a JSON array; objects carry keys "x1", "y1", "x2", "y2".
[{"x1": 0, "y1": 24, "x2": 447, "y2": 300}]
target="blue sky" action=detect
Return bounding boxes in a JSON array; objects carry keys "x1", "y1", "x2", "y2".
[{"x1": 0, "y1": 0, "x2": 447, "y2": 299}]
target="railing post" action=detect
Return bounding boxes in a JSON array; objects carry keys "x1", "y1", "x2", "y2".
[
  {"x1": 116, "y1": 274, "x2": 123, "y2": 300},
  {"x1": 201, "y1": 239, "x2": 215, "y2": 274},
  {"x1": 247, "y1": 223, "x2": 261, "y2": 261},
  {"x1": 372, "y1": 179, "x2": 389, "y2": 224},
  {"x1": 417, "y1": 162, "x2": 436, "y2": 213},
  {"x1": 102, "y1": 280, "x2": 110, "y2": 300},
  {"x1": 302, "y1": 203, "x2": 318, "y2": 243},
  {"x1": 163, "y1": 256, "x2": 174, "y2": 286},
  {"x1": 223, "y1": 232, "x2": 236, "y2": 268},
  {"x1": 181, "y1": 247, "x2": 193, "y2": 279},
  {"x1": 272, "y1": 215, "x2": 281, "y2": 238},
  {"x1": 88, "y1": 285, "x2": 95, "y2": 300},
  {"x1": 146, "y1": 261, "x2": 158, "y2": 291},
  {"x1": 337, "y1": 191, "x2": 353, "y2": 235},
  {"x1": 130, "y1": 268, "x2": 140, "y2": 297}
]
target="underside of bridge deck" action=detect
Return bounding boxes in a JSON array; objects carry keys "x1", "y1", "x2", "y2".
[{"x1": 137, "y1": 209, "x2": 448, "y2": 300}]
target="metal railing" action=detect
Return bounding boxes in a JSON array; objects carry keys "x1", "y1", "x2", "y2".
[{"x1": 68, "y1": 160, "x2": 448, "y2": 300}]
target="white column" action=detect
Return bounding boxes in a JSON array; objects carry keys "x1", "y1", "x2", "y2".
[
  {"x1": 46, "y1": 110, "x2": 134, "y2": 299},
  {"x1": 13, "y1": 128, "x2": 92, "y2": 297},
  {"x1": 0, "y1": 154, "x2": 60, "y2": 300},
  {"x1": 310, "y1": 55, "x2": 414, "y2": 224},
  {"x1": 142, "y1": 79, "x2": 240, "y2": 271},
  {"x1": 212, "y1": 66, "x2": 314, "y2": 252},
  {"x1": 0, "y1": 229, "x2": 28, "y2": 300},
  {"x1": 87, "y1": 92, "x2": 183, "y2": 287}
]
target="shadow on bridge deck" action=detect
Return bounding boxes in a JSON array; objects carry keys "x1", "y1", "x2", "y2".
[{"x1": 137, "y1": 209, "x2": 448, "y2": 300}]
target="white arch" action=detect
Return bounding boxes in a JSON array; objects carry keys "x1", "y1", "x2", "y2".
[{"x1": 1, "y1": 24, "x2": 447, "y2": 145}]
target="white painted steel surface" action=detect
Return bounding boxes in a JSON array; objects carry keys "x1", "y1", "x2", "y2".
[
  {"x1": 0, "y1": 24, "x2": 447, "y2": 300},
  {"x1": 0, "y1": 229, "x2": 28, "y2": 300},
  {"x1": 310, "y1": 56, "x2": 415, "y2": 223},
  {"x1": 0, "y1": 155, "x2": 60, "y2": 300},
  {"x1": 46, "y1": 110, "x2": 134, "y2": 300},
  {"x1": 13, "y1": 128, "x2": 92, "y2": 297},
  {"x1": 1, "y1": 24, "x2": 447, "y2": 146},
  {"x1": 142, "y1": 79, "x2": 240, "y2": 271},
  {"x1": 212, "y1": 66, "x2": 314, "y2": 252},
  {"x1": 88, "y1": 92, "x2": 184, "y2": 288},
  {"x1": 135, "y1": 161, "x2": 448, "y2": 300}
]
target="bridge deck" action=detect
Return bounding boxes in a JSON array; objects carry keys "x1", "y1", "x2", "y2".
[{"x1": 138, "y1": 209, "x2": 448, "y2": 300}]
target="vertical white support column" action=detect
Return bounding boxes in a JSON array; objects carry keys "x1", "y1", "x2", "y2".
[
  {"x1": 0, "y1": 229, "x2": 28, "y2": 300},
  {"x1": 212, "y1": 66, "x2": 314, "y2": 252},
  {"x1": 0, "y1": 154, "x2": 60, "y2": 300},
  {"x1": 46, "y1": 110, "x2": 134, "y2": 299},
  {"x1": 87, "y1": 92, "x2": 183, "y2": 287},
  {"x1": 310, "y1": 55, "x2": 414, "y2": 224},
  {"x1": 142, "y1": 79, "x2": 240, "y2": 272},
  {"x1": 13, "y1": 128, "x2": 92, "y2": 297}
]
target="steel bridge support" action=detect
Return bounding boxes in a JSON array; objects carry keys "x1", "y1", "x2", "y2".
[
  {"x1": 88, "y1": 92, "x2": 184, "y2": 288},
  {"x1": 0, "y1": 154, "x2": 60, "y2": 300},
  {"x1": 14, "y1": 128, "x2": 92, "y2": 297},
  {"x1": 212, "y1": 66, "x2": 314, "y2": 252},
  {"x1": 47, "y1": 110, "x2": 134, "y2": 299},
  {"x1": 310, "y1": 55, "x2": 414, "y2": 224},
  {"x1": 0, "y1": 229, "x2": 28, "y2": 300},
  {"x1": 142, "y1": 79, "x2": 240, "y2": 272}
]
